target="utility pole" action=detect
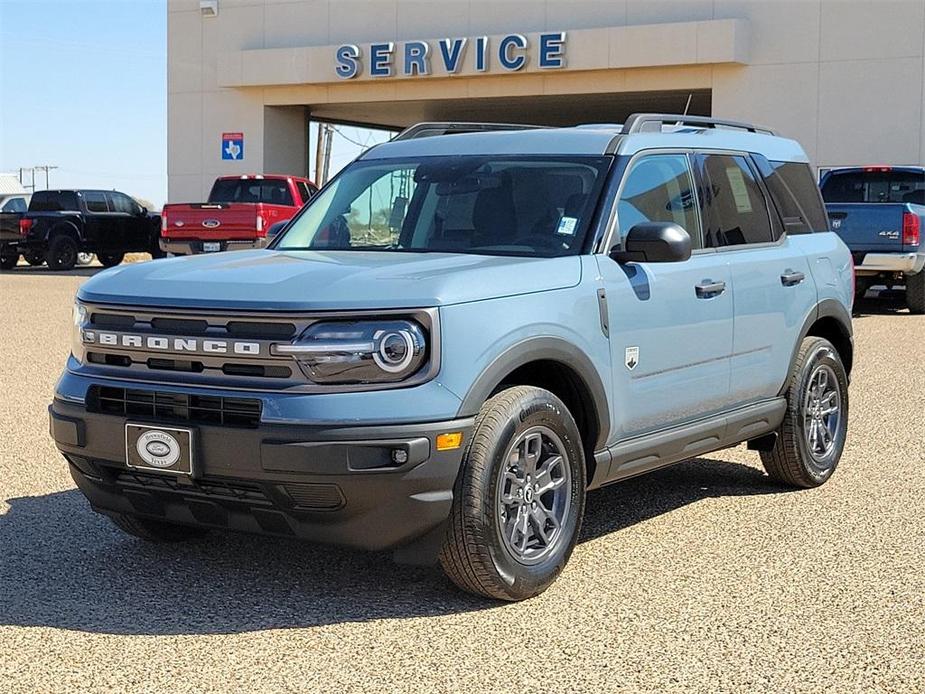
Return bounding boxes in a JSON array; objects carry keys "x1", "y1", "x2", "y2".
[
  {"x1": 34, "y1": 165, "x2": 58, "y2": 189},
  {"x1": 321, "y1": 125, "x2": 334, "y2": 186},
  {"x1": 314, "y1": 122, "x2": 325, "y2": 184}
]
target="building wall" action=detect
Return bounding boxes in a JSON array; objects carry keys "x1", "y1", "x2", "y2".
[{"x1": 168, "y1": 0, "x2": 925, "y2": 203}]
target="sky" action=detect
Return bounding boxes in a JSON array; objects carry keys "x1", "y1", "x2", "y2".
[{"x1": 0, "y1": 0, "x2": 384, "y2": 209}]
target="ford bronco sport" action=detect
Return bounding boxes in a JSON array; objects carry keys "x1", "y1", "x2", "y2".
[{"x1": 50, "y1": 115, "x2": 854, "y2": 601}]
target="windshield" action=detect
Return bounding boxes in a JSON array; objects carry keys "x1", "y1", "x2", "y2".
[
  {"x1": 821, "y1": 170, "x2": 925, "y2": 204},
  {"x1": 274, "y1": 155, "x2": 610, "y2": 257}
]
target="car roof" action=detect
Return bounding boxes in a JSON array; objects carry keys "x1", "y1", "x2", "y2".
[{"x1": 360, "y1": 123, "x2": 809, "y2": 164}]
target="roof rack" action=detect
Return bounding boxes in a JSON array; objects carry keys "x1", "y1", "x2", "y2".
[
  {"x1": 393, "y1": 122, "x2": 548, "y2": 141},
  {"x1": 621, "y1": 113, "x2": 776, "y2": 136}
]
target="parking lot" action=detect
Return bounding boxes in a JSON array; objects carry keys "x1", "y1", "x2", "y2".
[{"x1": 0, "y1": 266, "x2": 923, "y2": 693}]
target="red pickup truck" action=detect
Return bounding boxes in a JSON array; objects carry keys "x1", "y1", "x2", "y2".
[{"x1": 160, "y1": 174, "x2": 316, "y2": 255}]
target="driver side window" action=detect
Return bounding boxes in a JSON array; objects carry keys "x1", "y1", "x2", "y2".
[{"x1": 617, "y1": 154, "x2": 701, "y2": 249}]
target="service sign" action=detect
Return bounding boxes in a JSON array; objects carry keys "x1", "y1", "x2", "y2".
[
  {"x1": 335, "y1": 32, "x2": 566, "y2": 79},
  {"x1": 222, "y1": 132, "x2": 244, "y2": 160}
]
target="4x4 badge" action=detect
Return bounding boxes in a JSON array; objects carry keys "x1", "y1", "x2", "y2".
[{"x1": 625, "y1": 346, "x2": 639, "y2": 371}]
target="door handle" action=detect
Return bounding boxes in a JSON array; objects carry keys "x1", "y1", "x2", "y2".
[
  {"x1": 695, "y1": 279, "x2": 726, "y2": 298},
  {"x1": 780, "y1": 269, "x2": 805, "y2": 287}
]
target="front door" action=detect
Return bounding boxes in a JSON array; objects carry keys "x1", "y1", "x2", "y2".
[
  {"x1": 81, "y1": 191, "x2": 121, "y2": 251},
  {"x1": 598, "y1": 152, "x2": 735, "y2": 441}
]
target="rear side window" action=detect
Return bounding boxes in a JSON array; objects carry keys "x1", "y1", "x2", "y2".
[
  {"x1": 821, "y1": 170, "x2": 925, "y2": 204},
  {"x1": 616, "y1": 154, "x2": 701, "y2": 248},
  {"x1": 757, "y1": 158, "x2": 829, "y2": 234},
  {"x1": 83, "y1": 191, "x2": 110, "y2": 213},
  {"x1": 696, "y1": 153, "x2": 774, "y2": 247},
  {"x1": 209, "y1": 179, "x2": 294, "y2": 206},
  {"x1": 295, "y1": 181, "x2": 314, "y2": 204},
  {"x1": 29, "y1": 191, "x2": 79, "y2": 212}
]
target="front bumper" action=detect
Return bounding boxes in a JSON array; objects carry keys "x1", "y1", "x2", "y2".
[
  {"x1": 855, "y1": 251, "x2": 925, "y2": 275},
  {"x1": 50, "y1": 398, "x2": 472, "y2": 552},
  {"x1": 159, "y1": 237, "x2": 268, "y2": 255}
]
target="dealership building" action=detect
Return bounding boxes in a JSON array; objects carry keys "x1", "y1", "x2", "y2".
[{"x1": 167, "y1": 0, "x2": 925, "y2": 202}]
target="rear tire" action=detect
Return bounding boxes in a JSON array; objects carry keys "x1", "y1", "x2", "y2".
[
  {"x1": 906, "y1": 270, "x2": 925, "y2": 314},
  {"x1": 46, "y1": 235, "x2": 78, "y2": 271},
  {"x1": 109, "y1": 513, "x2": 209, "y2": 542},
  {"x1": 97, "y1": 251, "x2": 125, "y2": 268},
  {"x1": 0, "y1": 251, "x2": 18, "y2": 270},
  {"x1": 23, "y1": 250, "x2": 45, "y2": 266},
  {"x1": 760, "y1": 337, "x2": 849, "y2": 488},
  {"x1": 439, "y1": 386, "x2": 586, "y2": 601}
]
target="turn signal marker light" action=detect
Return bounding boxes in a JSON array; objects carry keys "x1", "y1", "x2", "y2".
[{"x1": 436, "y1": 432, "x2": 463, "y2": 451}]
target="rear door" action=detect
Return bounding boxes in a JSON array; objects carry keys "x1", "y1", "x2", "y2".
[
  {"x1": 81, "y1": 191, "x2": 121, "y2": 251},
  {"x1": 694, "y1": 152, "x2": 817, "y2": 406},
  {"x1": 597, "y1": 152, "x2": 735, "y2": 439}
]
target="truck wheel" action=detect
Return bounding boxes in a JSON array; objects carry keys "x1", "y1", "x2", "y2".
[
  {"x1": 760, "y1": 337, "x2": 849, "y2": 488},
  {"x1": 46, "y1": 235, "x2": 78, "y2": 271},
  {"x1": 149, "y1": 241, "x2": 167, "y2": 259},
  {"x1": 906, "y1": 270, "x2": 925, "y2": 314},
  {"x1": 0, "y1": 251, "x2": 18, "y2": 270},
  {"x1": 23, "y1": 250, "x2": 46, "y2": 266},
  {"x1": 439, "y1": 386, "x2": 586, "y2": 601},
  {"x1": 109, "y1": 513, "x2": 209, "y2": 542},
  {"x1": 97, "y1": 252, "x2": 125, "y2": 267}
]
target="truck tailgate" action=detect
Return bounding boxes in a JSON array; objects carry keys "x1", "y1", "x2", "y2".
[
  {"x1": 162, "y1": 203, "x2": 262, "y2": 240},
  {"x1": 825, "y1": 203, "x2": 907, "y2": 253}
]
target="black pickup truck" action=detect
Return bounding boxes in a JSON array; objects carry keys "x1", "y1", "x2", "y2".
[{"x1": 0, "y1": 189, "x2": 162, "y2": 271}]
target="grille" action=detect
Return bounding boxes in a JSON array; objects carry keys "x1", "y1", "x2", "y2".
[
  {"x1": 114, "y1": 469, "x2": 269, "y2": 503},
  {"x1": 91, "y1": 312, "x2": 296, "y2": 340},
  {"x1": 88, "y1": 385, "x2": 262, "y2": 428}
]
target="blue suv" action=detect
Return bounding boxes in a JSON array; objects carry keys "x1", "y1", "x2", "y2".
[{"x1": 50, "y1": 115, "x2": 854, "y2": 601}]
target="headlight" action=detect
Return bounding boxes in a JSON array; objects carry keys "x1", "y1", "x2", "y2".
[
  {"x1": 72, "y1": 300, "x2": 89, "y2": 363},
  {"x1": 272, "y1": 320, "x2": 427, "y2": 384}
]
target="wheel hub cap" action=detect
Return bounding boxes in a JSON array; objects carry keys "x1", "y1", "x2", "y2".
[
  {"x1": 495, "y1": 426, "x2": 571, "y2": 565},
  {"x1": 802, "y1": 364, "x2": 841, "y2": 462}
]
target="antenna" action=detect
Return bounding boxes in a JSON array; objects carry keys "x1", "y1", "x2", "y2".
[{"x1": 682, "y1": 93, "x2": 693, "y2": 116}]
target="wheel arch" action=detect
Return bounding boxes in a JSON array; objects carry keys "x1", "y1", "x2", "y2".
[
  {"x1": 784, "y1": 299, "x2": 854, "y2": 393},
  {"x1": 47, "y1": 221, "x2": 81, "y2": 243},
  {"x1": 458, "y1": 337, "x2": 611, "y2": 481}
]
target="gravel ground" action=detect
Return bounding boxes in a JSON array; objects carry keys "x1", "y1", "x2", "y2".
[{"x1": 0, "y1": 267, "x2": 923, "y2": 693}]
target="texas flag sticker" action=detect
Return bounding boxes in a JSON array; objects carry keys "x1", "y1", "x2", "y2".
[{"x1": 222, "y1": 132, "x2": 244, "y2": 160}]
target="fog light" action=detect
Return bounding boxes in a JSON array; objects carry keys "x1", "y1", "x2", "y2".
[
  {"x1": 436, "y1": 432, "x2": 463, "y2": 451},
  {"x1": 391, "y1": 448, "x2": 409, "y2": 465}
]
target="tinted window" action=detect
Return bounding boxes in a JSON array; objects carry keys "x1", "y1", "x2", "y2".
[
  {"x1": 29, "y1": 191, "x2": 79, "y2": 212},
  {"x1": 276, "y1": 156, "x2": 609, "y2": 257},
  {"x1": 698, "y1": 154, "x2": 773, "y2": 247},
  {"x1": 296, "y1": 181, "x2": 313, "y2": 204},
  {"x1": 757, "y1": 159, "x2": 828, "y2": 234},
  {"x1": 2, "y1": 197, "x2": 27, "y2": 213},
  {"x1": 108, "y1": 192, "x2": 140, "y2": 214},
  {"x1": 209, "y1": 179, "x2": 294, "y2": 206},
  {"x1": 617, "y1": 154, "x2": 700, "y2": 248},
  {"x1": 821, "y1": 169, "x2": 925, "y2": 204},
  {"x1": 83, "y1": 191, "x2": 110, "y2": 213}
]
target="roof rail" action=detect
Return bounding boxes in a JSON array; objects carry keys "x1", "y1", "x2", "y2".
[
  {"x1": 393, "y1": 122, "x2": 547, "y2": 141},
  {"x1": 621, "y1": 113, "x2": 776, "y2": 136}
]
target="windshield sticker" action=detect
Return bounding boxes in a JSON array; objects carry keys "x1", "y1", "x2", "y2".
[{"x1": 556, "y1": 216, "x2": 578, "y2": 235}]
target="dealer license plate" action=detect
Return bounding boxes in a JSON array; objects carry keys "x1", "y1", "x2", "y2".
[{"x1": 125, "y1": 423, "x2": 194, "y2": 475}]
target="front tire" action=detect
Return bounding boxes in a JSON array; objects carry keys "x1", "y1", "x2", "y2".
[
  {"x1": 439, "y1": 386, "x2": 586, "y2": 601},
  {"x1": 761, "y1": 337, "x2": 849, "y2": 488},
  {"x1": 109, "y1": 513, "x2": 209, "y2": 542},
  {"x1": 97, "y1": 251, "x2": 125, "y2": 268},
  {"x1": 906, "y1": 270, "x2": 925, "y2": 314},
  {"x1": 46, "y1": 235, "x2": 78, "y2": 271}
]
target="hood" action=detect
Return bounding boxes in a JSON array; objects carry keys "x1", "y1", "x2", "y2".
[{"x1": 77, "y1": 249, "x2": 583, "y2": 311}]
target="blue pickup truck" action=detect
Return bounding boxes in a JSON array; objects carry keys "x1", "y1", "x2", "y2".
[{"x1": 820, "y1": 166, "x2": 925, "y2": 312}]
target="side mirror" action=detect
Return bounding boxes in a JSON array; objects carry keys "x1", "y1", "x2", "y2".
[
  {"x1": 138, "y1": 206, "x2": 148, "y2": 216},
  {"x1": 609, "y1": 222, "x2": 692, "y2": 264}
]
